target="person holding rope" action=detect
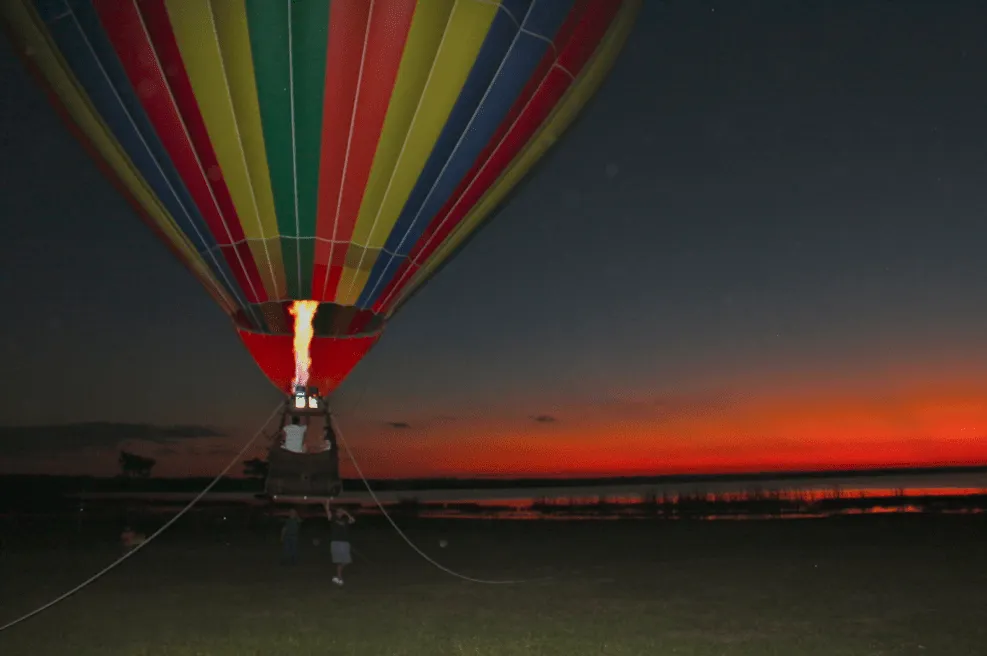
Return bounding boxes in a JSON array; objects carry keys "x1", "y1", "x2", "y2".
[{"x1": 323, "y1": 500, "x2": 355, "y2": 586}]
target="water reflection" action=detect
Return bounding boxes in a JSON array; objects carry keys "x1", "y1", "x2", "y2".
[
  {"x1": 367, "y1": 485, "x2": 987, "y2": 521},
  {"x1": 57, "y1": 473, "x2": 987, "y2": 522}
]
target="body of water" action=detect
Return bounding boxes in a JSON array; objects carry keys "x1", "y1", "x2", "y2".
[{"x1": 63, "y1": 470, "x2": 987, "y2": 522}]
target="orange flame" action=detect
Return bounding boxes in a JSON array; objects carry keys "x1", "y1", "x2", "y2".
[{"x1": 289, "y1": 300, "x2": 319, "y2": 392}]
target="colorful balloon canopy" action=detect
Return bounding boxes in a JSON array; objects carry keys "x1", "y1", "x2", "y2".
[{"x1": 3, "y1": 0, "x2": 638, "y2": 393}]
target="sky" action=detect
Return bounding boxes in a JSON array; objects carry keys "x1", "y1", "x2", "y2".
[{"x1": 1, "y1": 1, "x2": 986, "y2": 479}]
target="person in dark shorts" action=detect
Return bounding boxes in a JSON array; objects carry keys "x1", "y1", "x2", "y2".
[{"x1": 324, "y1": 501, "x2": 355, "y2": 585}]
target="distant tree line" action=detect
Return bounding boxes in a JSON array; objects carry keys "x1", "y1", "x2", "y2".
[
  {"x1": 242, "y1": 457, "x2": 269, "y2": 479},
  {"x1": 118, "y1": 450, "x2": 156, "y2": 478}
]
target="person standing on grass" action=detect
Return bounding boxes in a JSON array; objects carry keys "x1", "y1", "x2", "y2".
[
  {"x1": 324, "y1": 500, "x2": 355, "y2": 585},
  {"x1": 281, "y1": 508, "x2": 301, "y2": 565},
  {"x1": 120, "y1": 526, "x2": 146, "y2": 553}
]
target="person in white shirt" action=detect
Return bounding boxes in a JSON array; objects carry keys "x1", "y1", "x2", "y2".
[{"x1": 282, "y1": 416, "x2": 307, "y2": 453}]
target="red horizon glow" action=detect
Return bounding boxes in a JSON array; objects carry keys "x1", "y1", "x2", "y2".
[
  {"x1": 327, "y1": 384, "x2": 987, "y2": 479},
  {"x1": 5, "y1": 382, "x2": 985, "y2": 479}
]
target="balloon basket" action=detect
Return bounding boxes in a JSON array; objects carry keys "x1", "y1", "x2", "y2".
[{"x1": 263, "y1": 395, "x2": 341, "y2": 499}]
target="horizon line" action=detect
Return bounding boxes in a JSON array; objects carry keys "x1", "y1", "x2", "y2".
[{"x1": 2, "y1": 463, "x2": 985, "y2": 483}]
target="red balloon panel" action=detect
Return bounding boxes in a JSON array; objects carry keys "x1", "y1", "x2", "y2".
[{"x1": 236, "y1": 329, "x2": 380, "y2": 396}]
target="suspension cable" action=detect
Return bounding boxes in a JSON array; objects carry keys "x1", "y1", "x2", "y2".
[
  {"x1": 331, "y1": 413, "x2": 546, "y2": 585},
  {"x1": 0, "y1": 403, "x2": 283, "y2": 632}
]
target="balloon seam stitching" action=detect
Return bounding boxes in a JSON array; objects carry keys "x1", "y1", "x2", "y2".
[
  {"x1": 132, "y1": 0, "x2": 265, "y2": 326},
  {"x1": 204, "y1": 2, "x2": 280, "y2": 303},
  {"x1": 362, "y1": 1, "x2": 543, "y2": 306},
  {"x1": 63, "y1": 2, "x2": 248, "y2": 315},
  {"x1": 323, "y1": 0, "x2": 376, "y2": 304},
  {"x1": 377, "y1": 29, "x2": 569, "y2": 311},
  {"x1": 336, "y1": 0, "x2": 458, "y2": 304},
  {"x1": 287, "y1": 0, "x2": 303, "y2": 296}
]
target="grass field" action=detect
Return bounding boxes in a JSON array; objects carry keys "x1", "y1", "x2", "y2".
[{"x1": 1, "y1": 514, "x2": 985, "y2": 655}]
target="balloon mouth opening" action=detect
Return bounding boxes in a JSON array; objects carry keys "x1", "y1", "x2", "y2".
[
  {"x1": 231, "y1": 301, "x2": 385, "y2": 338},
  {"x1": 234, "y1": 317, "x2": 382, "y2": 398}
]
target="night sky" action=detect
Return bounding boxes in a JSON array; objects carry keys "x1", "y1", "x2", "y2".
[{"x1": 2, "y1": 1, "x2": 986, "y2": 479}]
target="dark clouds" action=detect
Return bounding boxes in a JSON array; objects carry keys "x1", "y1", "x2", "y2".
[
  {"x1": 0, "y1": 422, "x2": 225, "y2": 456},
  {"x1": 376, "y1": 416, "x2": 466, "y2": 430},
  {"x1": 382, "y1": 415, "x2": 559, "y2": 429}
]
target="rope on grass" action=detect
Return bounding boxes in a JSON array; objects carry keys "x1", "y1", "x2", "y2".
[
  {"x1": 331, "y1": 413, "x2": 548, "y2": 585},
  {"x1": 0, "y1": 403, "x2": 283, "y2": 633}
]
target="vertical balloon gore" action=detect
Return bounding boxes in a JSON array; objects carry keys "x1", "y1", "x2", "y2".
[{"x1": 289, "y1": 300, "x2": 319, "y2": 391}]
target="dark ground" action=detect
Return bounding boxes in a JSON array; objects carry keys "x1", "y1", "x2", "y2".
[{"x1": 0, "y1": 514, "x2": 985, "y2": 655}]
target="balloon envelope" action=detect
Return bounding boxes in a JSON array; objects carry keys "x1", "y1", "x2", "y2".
[{"x1": 3, "y1": 0, "x2": 639, "y2": 394}]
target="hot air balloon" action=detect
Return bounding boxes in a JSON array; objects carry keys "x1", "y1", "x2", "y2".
[{"x1": 3, "y1": 0, "x2": 639, "y2": 496}]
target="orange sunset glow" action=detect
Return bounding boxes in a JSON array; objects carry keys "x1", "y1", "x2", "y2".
[
  {"x1": 9, "y1": 376, "x2": 983, "y2": 481},
  {"x1": 331, "y1": 384, "x2": 987, "y2": 480}
]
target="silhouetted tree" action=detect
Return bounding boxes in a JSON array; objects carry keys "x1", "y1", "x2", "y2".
[
  {"x1": 118, "y1": 450, "x2": 156, "y2": 478},
  {"x1": 243, "y1": 457, "x2": 269, "y2": 479}
]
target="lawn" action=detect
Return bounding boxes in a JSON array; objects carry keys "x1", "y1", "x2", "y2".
[{"x1": 1, "y1": 514, "x2": 985, "y2": 655}]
